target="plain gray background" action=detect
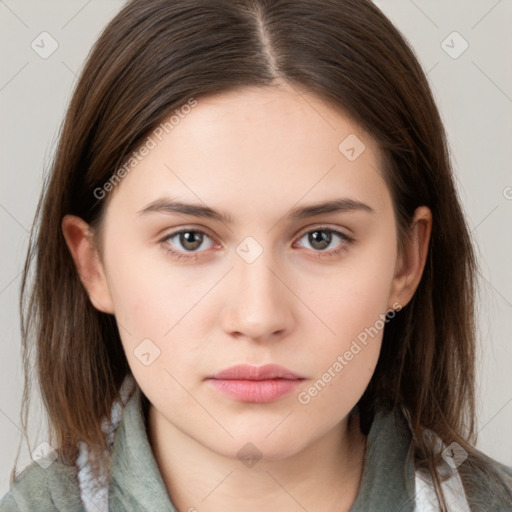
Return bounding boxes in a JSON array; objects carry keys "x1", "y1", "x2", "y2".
[{"x1": 1, "y1": 0, "x2": 511, "y2": 497}]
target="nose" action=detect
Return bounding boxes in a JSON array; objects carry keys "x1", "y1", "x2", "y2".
[{"x1": 220, "y1": 246, "x2": 295, "y2": 343}]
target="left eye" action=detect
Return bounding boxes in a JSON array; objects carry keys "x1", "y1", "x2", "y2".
[{"x1": 295, "y1": 228, "x2": 350, "y2": 252}]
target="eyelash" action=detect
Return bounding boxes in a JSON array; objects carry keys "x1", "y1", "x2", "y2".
[{"x1": 160, "y1": 226, "x2": 354, "y2": 261}]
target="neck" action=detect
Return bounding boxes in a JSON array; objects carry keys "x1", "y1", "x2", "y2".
[{"x1": 148, "y1": 405, "x2": 367, "y2": 512}]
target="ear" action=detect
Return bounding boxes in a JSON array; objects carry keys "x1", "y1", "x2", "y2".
[
  {"x1": 387, "y1": 206, "x2": 432, "y2": 310},
  {"x1": 61, "y1": 215, "x2": 114, "y2": 314}
]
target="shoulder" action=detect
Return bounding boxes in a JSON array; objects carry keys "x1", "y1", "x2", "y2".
[
  {"x1": 485, "y1": 456, "x2": 512, "y2": 484},
  {"x1": 418, "y1": 444, "x2": 512, "y2": 510},
  {"x1": 461, "y1": 452, "x2": 512, "y2": 509},
  {"x1": 494, "y1": 458, "x2": 512, "y2": 480},
  {"x1": 380, "y1": 405, "x2": 512, "y2": 509},
  {"x1": 0, "y1": 458, "x2": 84, "y2": 512}
]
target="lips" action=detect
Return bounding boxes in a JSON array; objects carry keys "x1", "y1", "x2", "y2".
[
  {"x1": 208, "y1": 363, "x2": 305, "y2": 381},
  {"x1": 206, "y1": 364, "x2": 306, "y2": 403}
]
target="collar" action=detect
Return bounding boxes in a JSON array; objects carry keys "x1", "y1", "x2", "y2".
[
  {"x1": 108, "y1": 383, "x2": 177, "y2": 511},
  {"x1": 350, "y1": 403, "x2": 417, "y2": 511}
]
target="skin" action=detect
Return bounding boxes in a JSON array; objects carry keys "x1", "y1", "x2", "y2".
[{"x1": 62, "y1": 82, "x2": 432, "y2": 511}]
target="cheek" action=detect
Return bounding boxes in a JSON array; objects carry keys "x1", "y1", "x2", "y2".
[
  {"x1": 298, "y1": 230, "x2": 396, "y2": 396},
  {"x1": 297, "y1": 265, "x2": 392, "y2": 415},
  {"x1": 103, "y1": 237, "x2": 203, "y2": 334},
  {"x1": 105, "y1": 263, "x2": 198, "y2": 392},
  {"x1": 102, "y1": 242, "x2": 220, "y2": 380},
  {"x1": 106, "y1": 265, "x2": 170, "y2": 336},
  {"x1": 309, "y1": 236, "x2": 396, "y2": 345}
]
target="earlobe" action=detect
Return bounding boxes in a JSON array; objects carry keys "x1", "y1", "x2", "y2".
[
  {"x1": 388, "y1": 206, "x2": 432, "y2": 310},
  {"x1": 61, "y1": 215, "x2": 115, "y2": 314}
]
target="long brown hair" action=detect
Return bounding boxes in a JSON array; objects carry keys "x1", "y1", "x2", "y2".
[{"x1": 14, "y1": 0, "x2": 511, "y2": 509}]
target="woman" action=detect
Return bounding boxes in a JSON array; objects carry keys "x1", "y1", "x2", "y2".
[{"x1": 1, "y1": 0, "x2": 511, "y2": 510}]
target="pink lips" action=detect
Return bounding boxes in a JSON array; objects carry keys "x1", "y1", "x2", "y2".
[{"x1": 206, "y1": 364, "x2": 306, "y2": 403}]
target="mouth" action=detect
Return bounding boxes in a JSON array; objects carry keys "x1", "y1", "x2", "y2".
[{"x1": 206, "y1": 364, "x2": 306, "y2": 403}]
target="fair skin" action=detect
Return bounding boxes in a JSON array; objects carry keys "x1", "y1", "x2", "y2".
[{"x1": 62, "y1": 83, "x2": 432, "y2": 512}]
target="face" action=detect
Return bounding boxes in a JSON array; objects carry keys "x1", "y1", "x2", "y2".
[{"x1": 76, "y1": 84, "x2": 413, "y2": 461}]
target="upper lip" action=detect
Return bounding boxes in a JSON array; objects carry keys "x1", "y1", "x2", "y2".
[{"x1": 208, "y1": 364, "x2": 305, "y2": 380}]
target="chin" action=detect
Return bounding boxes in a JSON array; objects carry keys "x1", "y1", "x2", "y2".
[{"x1": 206, "y1": 432, "x2": 307, "y2": 465}]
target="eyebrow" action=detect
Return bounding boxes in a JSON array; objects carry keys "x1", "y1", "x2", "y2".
[{"x1": 137, "y1": 197, "x2": 375, "y2": 224}]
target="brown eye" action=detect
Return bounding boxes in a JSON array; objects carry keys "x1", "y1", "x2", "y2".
[
  {"x1": 162, "y1": 229, "x2": 214, "y2": 255},
  {"x1": 178, "y1": 231, "x2": 204, "y2": 251},
  {"x1": 307, "y1": 230, "x2": 334, "y2": 250},
  {"x1": 296, "y1": 228, "x2": 351, "y2": 253}
]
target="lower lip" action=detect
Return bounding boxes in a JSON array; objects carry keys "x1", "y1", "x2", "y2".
[{"x1": 207, "y1": 378, "x2": 303, "y2": 403}]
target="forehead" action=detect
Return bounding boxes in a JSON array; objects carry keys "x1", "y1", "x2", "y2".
[{"x1": 106, "y1": 85, "x2": 390, "y2": 220}]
